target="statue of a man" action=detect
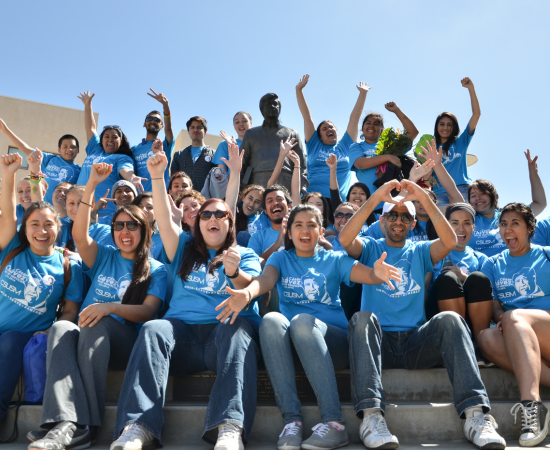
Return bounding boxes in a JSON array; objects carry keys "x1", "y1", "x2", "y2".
[{"x1": 240, "y1": 93, "x2": 307, "y2": 192}]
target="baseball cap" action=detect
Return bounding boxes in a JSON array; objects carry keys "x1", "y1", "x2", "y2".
[
  {"x1": 382, "y1": 196, "x2": 416, "y2": 217},
  {"x1": 112, "y1": 180, "x2": 138, "y2": 197}
]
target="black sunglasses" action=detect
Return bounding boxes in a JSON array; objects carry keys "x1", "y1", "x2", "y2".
[
  {"x1": 114, "y1": 221, "x2": 140, "y2": 231},
  {"x1": 198, "y1": 210, "x2": 230, "y2": 221},
  {"x1": 146, "y1": 116, "x2": 162, "y2": 124},
  {"x1": 334, "y1": 212, "x2": 354, "y2": 220},
  {"x1": 384, "y1": 211, "x2": 413, "y2": 224}
]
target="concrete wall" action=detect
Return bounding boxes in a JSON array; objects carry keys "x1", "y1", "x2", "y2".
[{"x1": 0, "y1": 95, "x2": 99, "y2": 186}]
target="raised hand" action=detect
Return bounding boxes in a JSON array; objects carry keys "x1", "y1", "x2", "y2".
[
  {"x1": 409, "y1": 159, "x2": 436, "y2": 183},
  {"x1": 296, "y1": 74, "x2": 310, "y2": 90},
  {"x1": 168, "y1": 194, "x2": 184, "y2": 227},
  {"x1": 325, "y1": 153, "x2": 337, "y2": 171},
  {"x1": 373, "y1": 252, "x2": 401, "y2": 290},
  {"x1": 220, "y1": 142, "x2": 244, "y2": 174},
  {"x1": 77, "y1": 90, "x2": 95, "y2": 106},
  {"x1": 215, "y1": 286, "x2": 250, "y2": 324},
  {"x1": 27, "y1": 148, "x2": 44, "y2": 174},
  {"x1": 384, "y1": 101, "x2": 399, "y2": 113},
  {"x1": 220, "y1": 130, "x2": 237, "y2": 145},
  {"x1": 287, "y1": 150, "x2": 301, "y2": 168},
  {"x1": 222, "y1": 247, "x2": 241, "y2": 277},
  {"x1": 147, "y1": 151, "x2": 169, "y2": 178},
  {"x1": 419, "y1": 139, "x2": 443, "y2": 165},
  {"x1": 280, "y1": 137, "x2": 298, "y2": 157},
  {"x1": 152, "y1": 139, "x2": 164, "y2": 154},
  {"x1": 147, "y1": 88, "x2": 169, "y2": 107},
  {"x1": 373, "y1": 180, "x2": 402, "y2": 205},
  {"x1": 90, "y1": 163, "x2": 113, "y2": 186},
  {"x1": 525, "y1": 149, "x2": 539, "y2": 172},
  {"x1": 461, "y1": 77, "x2": 474, "y2": 89},
  {"x1": 0, "y1": 153, "x2": 22, "y2": 175},
  {"x1": 399, "y1": 179, "x2": 425, "y2": 203},
  {"x1": 356, "y1": 81, "x2": 373, "y2": 93}
]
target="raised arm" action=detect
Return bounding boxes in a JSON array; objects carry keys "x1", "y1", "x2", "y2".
[
  {"x1": 148, "y1": 142, "x2": 181, "y2": 262},
  {"x1": 0, "y1": 119, "x2": 34, "y2": 155},
  {"x1": 267, "y1": 137, "x2": 298, "y2": 187},
  {"x1": 148, "y1": 88, "x2": 173, "y2": 144},
  {"x1": 221, "y1": 142, "x2": 244, "y2": 218},
  {"x1": 295, "y1": 74, "x2": 315, "y2": 142},
  {"x1": 27, "y1": 150, "x2": 45, "y2": 203},
  {"x1": 525, "y1": 149, "x2": 546, "y2": 216},
  {"x1": 77, "y1": 91, "x2": 97, "y2": 143},
  {"x1": 326, "y1": 154, "x2": 343, "y2": 211},
  {"x1": 119, "y1": 167, "x2": 148, "y2": 194},
  {"x1": 0, "y1": 154, "x2": 22, "y2": 252},
  {"x1": 347, "y1": 82, "x2": 372, "y2": 142},
  {"x1": 287, "y1": 149, "x2": 302, "y2": 207},
  {"x1": 73, "y1": 163, "x2": 112, "y2": 268},
  {"x1": 461, "y1": 77, "x2": 480, "y2": 133},
  {"x1": 384, "y1": 102, "x2": 419, "y2": 141}
]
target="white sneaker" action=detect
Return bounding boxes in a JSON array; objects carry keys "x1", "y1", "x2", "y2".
[
  {"x1": 360, "y1": 413, "x2": 399, "y2": 449},
  {"x1": 463, "y1": 412, "x2": 506, "y2": 449},
  {"x1": 110, "y1": 423, "x2": 156, "y2": 450},
  {"x1": 214, "y1": 423, "x2": 244, "y2": 450}
]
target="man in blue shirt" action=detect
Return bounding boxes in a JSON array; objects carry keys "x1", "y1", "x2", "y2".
[
  {"x1": 131, "y1": 89, "x2": 175, "y2": 192},
  {"x1": 339, "y1": 179, "x2": 505, "y2": 450}
]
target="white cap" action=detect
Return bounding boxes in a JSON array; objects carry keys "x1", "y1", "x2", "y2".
[{"x1": 382, "y1": 196, "x2": 416, "y2": 217}]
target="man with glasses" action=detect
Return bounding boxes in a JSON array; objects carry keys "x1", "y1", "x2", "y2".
[
  {"x1": 338, "y1": 179, "x2": 506, "y2": 450},
  {"x1": 131, "y1": 89, "x2": 175, "y2": 193}
]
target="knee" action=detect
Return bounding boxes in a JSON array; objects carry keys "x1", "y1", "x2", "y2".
[
  {"x1": 463, "y1": 272, "x2": 493, "y2": 299},
  {"x1": 433, "y1": 311, "x2": 467, "y2": 331},
  {"x1": 49, "y1": 320, "x2": 78, "y2": 340},
  {"x1": 259, "y1": 312, "x2": 287, "y2": 337},
  {"x1": 288, "y1": 313, "x2": 316, "y2": 338},
  {"x1": 349, "y1": 310, "x2": 380, "y2": 334},
  {"x1": 79, "y1": 317, "x2": 110, "y2": 345},
  {"x1": 501, "y1": 309, "x2": 529, "y2": 330},
  {"x1": 140, "y1": 319, "x2": 172, "y2": 341},
  {"x1": 477, "y1": 328, "x2": 500, "y2": 356},
  {"x1": 434, "y1": 270, "x2": 461, "y2": 289}
]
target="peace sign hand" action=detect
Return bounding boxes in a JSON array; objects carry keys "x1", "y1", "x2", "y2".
[{"x1": 147, "y1": 88, "x2": 169, "y2": 107}]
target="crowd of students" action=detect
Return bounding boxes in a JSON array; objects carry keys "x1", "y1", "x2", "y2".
[{"x1": 0, "y1": 76, "x2": 549, "y2": 450}]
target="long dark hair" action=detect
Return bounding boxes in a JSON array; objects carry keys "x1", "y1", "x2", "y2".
[
  {"x1": 346, "y1": 182, "x2": 376, "y2": 225},
  {"x1": 19, "y1": 202, "x2": 63, "y2": 251},
  {"x1": 500, "y1": 203, "x2": 536, "y2": 239},
  {"x1": 132, "y1": 192, "x2": 158, "y2": 233},
  {"x1": 284, "y1": 204, "x2": 323, "y2": 251},
  {"x1": 178, "y1": 199, "x2": 236, "y2": 281},
  {"x1": 99, "y1": 126, "x2": 133, "y2": 159},
  {"x1": 236, "y1": 184, "x2": 265, "y2": 234},
  {"x1": 304, "y1": 192, "x2": 332, "y2": 227},
  {"x1": 110, "y1": 205, "x2": 153, "y2": 306},
  {"x1": 468, "y1": 179, "x2": 499, "y2": 211},
  {"x1": 434, "y1": 112, "x2": 460, "y2": 156}
]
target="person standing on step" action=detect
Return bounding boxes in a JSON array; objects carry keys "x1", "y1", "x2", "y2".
[{"x1": 339, "y1": 179, "x2": 506, "y2": 450}]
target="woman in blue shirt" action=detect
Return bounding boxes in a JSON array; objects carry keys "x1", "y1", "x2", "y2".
[
  {"x1": 111, "y1": 146, "x2": 262, "y2": 450},
  {"x1": 226, "y1": 204, "x2": 400, "y2": 450},
  {"x1": 29, "y1": 163, "x2": 167, "y2": 450},
  {"x1": 0, "y1": 153, "x2": 83, "y2": 431},
  {"x1": 477, "y1": 203, "x2": 550, "y2": 447},
  {"x1": 213, "y1": 111, "x2": 253, "y2": 172},
  {"x1": 295, "y1": 74, "x2": 370, "y2": 201}
]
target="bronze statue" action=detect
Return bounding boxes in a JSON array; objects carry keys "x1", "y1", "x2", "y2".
[{"x1": 240, "y1": 93, "x2": 307, "y2": 192}]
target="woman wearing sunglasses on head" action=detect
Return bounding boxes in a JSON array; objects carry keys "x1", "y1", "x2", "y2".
[
  {"x1": 28, "y1": 163, "x2": 168, "y2": 450},
  {"x1": 111, "y1": 142, "x2": 262, "y2": 450},
  {"x1": 76, "y1": 91, "x2": 147, "y2": 217}
]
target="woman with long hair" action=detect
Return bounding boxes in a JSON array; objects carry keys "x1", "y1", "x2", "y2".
[
  {"x1": 175, "y1": 189, "x2": 206, "y2": 233},
  {"x1": 304, "y1": 191, "x2": 332, "y2": 228},
  {"x1": 28, "y1": 163, "x2": 167, "y2": 450},
  {"x1": 111, "y1": 143, "x2": 262, "y2": 450},
  {"x1": 132, "y1": 192, "x2": 163, "y2": 260}
]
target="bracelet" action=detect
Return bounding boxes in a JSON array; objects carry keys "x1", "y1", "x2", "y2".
[
  {"x1": 30, "y1": 171, "x2": 46, "y2": 178},
  {"x1": 164, "y1": 111, "x2": 171, "y2": 117},
  {"x1": 80, "y1": 200, "x2": 93, "y2": 207},
  {"x1": 30, "y1": 179, "x2": 41, "y2": 184},
  {"x1": 293, "y1": 166, "x2": 301, "y2": 170},
  {"x1": 244, "y1": 288, "x2": 252, "y2": 311},
  {"x1": 224, "y1": 266, "x2": 240, "y2": 279},
  {"x1": 151, "y1": 177, "x2": 164, "y2": 180}
]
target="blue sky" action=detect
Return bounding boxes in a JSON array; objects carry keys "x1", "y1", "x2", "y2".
[{"x1": 1, "y1": 0, "x2": 549, "y2": 217}]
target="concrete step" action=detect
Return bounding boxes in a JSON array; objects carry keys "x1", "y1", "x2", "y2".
[{"x1": 2, "y1": 401, "x2": 548, "y2": 446}]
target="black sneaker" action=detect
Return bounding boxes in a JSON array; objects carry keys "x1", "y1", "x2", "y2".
[
  {"x1": 28, "y1": 421, "x2": 91, "y2": 450},
  {"x1": 511, "y1": 400, "x2": 550, "y2": 447}
]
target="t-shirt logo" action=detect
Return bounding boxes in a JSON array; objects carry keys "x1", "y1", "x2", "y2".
[
  {"x1": 248, "y1": 221, "x2": 258, "y2": 235},
  {"x1": 442, "y1": 145, "x2": 460, "y2": 165},
  {"x1": 513, "y1": 268, "x2": 544, "y2": 297},
  {"x1": 117, "y1": 274, "x2": 132, "y2": 299},
  {"x1": 300, "y1": 269, "x2": 330, "y2": 304},
  {"x1": 1, "y1": 265, "x2": 55, "y2": 315},
  {"x1": 384, "y1": 259, "x2": 421, "y2": 296},
  {"x1": 45, "y1": 165, "x2": 75, "y2": 182},
  {"x1": 194, "y1": 265, "x2": 229, "y2": 293}
]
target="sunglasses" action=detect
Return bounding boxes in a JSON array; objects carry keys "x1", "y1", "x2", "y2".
[
  {"x1": 198, "y1": 210, "x2": 230, "y2": 221},
  {"x1": 384, "y1": 211, "x2": 413, "y2": 224},
  {"x1": 146, "y1": 116, "x2": 162, "y2": 124},
  {"x1": 334, "y1": 212, "x2": 354, "y2": 220},
  {"x1": 114, "y1": 221, "x2": 140, "y2": 231}
]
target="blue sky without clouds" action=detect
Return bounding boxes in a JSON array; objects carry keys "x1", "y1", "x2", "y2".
[{"x1": 1, "y1": 0, "x2": 549, "y2": 216}]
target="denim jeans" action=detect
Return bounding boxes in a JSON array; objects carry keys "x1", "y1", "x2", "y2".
[
  {"x1": 0, "y1": 331, "x2": 33, "y2": 422},
  {"x1": 114, "y1": 317, "x2": 260, "y2": 445},
  {"x1": 436, "y1": 184, "x2": 470, "y2": 207},
  {"x1": 348, "y1": 311, "x2": 490, "y2": 419},
  {"x1": 260, "y1": 313, "x2": 349, "y2": 424}
]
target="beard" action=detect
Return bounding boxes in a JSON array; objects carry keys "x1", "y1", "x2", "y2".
[{"x1": 271, "y1": 216, "x2": 284, "y2": 225}]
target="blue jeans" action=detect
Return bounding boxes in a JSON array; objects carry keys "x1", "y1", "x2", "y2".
[
  {"x1": 260, "y1": 313, "x2": 349, "y2": 424},
  {"x1": 436, "y1": 184, "x2": 469, "y2": 207},
  {"x1": 0, "y1": 331, "x2": 33, "y2": 422},
  {"x1": 114, "y1": 317, "x2": 260, "y2": 445},
  {"x1": 348, "y1": 311, "x2": 490, "y2": 419}
]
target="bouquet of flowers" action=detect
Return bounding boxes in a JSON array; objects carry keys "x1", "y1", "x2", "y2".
[{"x1": 374, "y1": 128, "x2": 413, "y2": 179}]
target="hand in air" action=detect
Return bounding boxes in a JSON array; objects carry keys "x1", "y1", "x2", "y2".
[
  {"x1": 373, "y1": 252, "x2": 402, "y2": 290},
  {"x1": 525, "y1": 149, "x2": 539, "y2": 173},
  {"x1": 78, "y1": 303, "x2": 114, "y2": 328},
  {"x1": 221, "y1": 142, "x2": 244, "y2": 173},
  {"x1": 357, "y1": 81, "x2": 373, "y2": 93},
  {"x1": 152, "y1": 139, "x2": 164, "y2": 154},
  {"x1": 147, "y1": 151, "x2": 169, "y2": 178},
  {"x1": 168, "y1": 194, "x2": 184, "y2": 227},
  {"x1": 399, "y1": 179, "x2": 425, "y2": 203},
  {"x1": 222, "y1": 247, "x2": 241, "y2": 277},
  {"x1": 318, "y1": 235, "x2": 333, "y2": 251},
  {"x1": 419, "y1": 139, "x2": 443, "y2": 165},
  {"x1": 384, "y1": 101, "x2": 400, "y2": 113},
  {"x1": 220, "y1": 130, "x2": 237, "y2": 145},
  {"x1": 147, "y1": 88, "x2": 169, "y2": 107},
  {"x1": 373, "y1": 180, "x2": 402, "y2": 205},
  {"x1": 77, "y1": 90, "x2": 95, "y2": 105},
  {"x1": 0, "y1": 153, "x2": 22, "y2": 175},
  {"x1": 325, "y1": 153, "x2": 337, "y2": 171},
  {"x1": 280, "y1": 137, "x2": 298, "y2": 158},
  {"x1": 27, "y1": 148, "x2": 44, "y2": 174},
  {"x1": 296, "y1": 74, "x2": 309, "y2": 90},
  {"x1": 90, "y1": 163, "x2": 113, "y2": 186},
  {"x1": 129, "y1": 174, "x2": 148, "y2": 194},
  {"x1": 409, "y1": 159, "x2": 435, "y2": 183},
  {"x1": 461, "y1": 77, "x2": 474, "y2": 89}
]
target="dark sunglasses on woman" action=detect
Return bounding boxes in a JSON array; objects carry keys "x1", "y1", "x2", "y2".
[
  {"x1": 198, "y1": 210, "x2": 230, "y2": 221},
  {"x1": 334, "y1": 212, "x2": 354, "y2": 220},
  {"x1": 114, "y1": 221, "x2": 140, "y2": 231}
]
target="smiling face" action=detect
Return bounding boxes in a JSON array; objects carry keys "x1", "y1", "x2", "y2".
[
  {"x1": 348, "y1": 187, "x2": 367, "y2": 207},
  {"x1": 25, "y1": 208, "x2": 58, "y2": 256},
  {"x1": 289, "y1": 211, "x2": 322, "y2": 257},
  {"x1": 17, "y1": 180, "x2": 32, "y2": 210},
  {"x1": 59, "y1": 138, "x2": 79, "y2": 162},
  {"x1": 265, "y1": 190, "x2": 289, "y2": 224},
  {"x1": 449, "y1": 210, "x2": 474, "y2": 250},
  {"x1": 181, "y1": 197, "x2": 202, "y2": 229},
  {"x1": 114, "y1": 186, "x2": 135, "y2": 206},
  {"x1": 233, "y1": 113, "x2": 252, "y2": 139},
  {"x1": 139, "y1": 197, "x2": 155, "y2": 225},
  {"x1": 469, "y1": 187, "x2": 493, "y2": 216},
  {"x1": 65, "y1": 190, "x2": 83, "y2": 221},
  {"x1": 437, "y1": 116, "x2": 454, "y2": 141},
  {"x1": 242, "y1": 189, "x2": 263, "y2": 216},
  {"x1": 319, "y1": 121, "x2": 337, "y2": 145},
  {"x1": 188, "y1": 120, "x2": 206, "y2": 143},
  {"x1": 381, "y1": 205, "x2": 416, "y2": 245},
  {"x1": 102, "y1": 129, "x2": 122, "y2": 154},
  {"x1": 362, "y1": 116, "x2": 383, "y2": 144},
  {"x1": 113, "y1": 212, "x2": 142, "y2": 258},
  {"x1": 144, "y1": 113, "x2": 163, "y2": 134},
  {"x1": 169, "y1": 176, "x2": 191, "y2": 197},
  {"x1": 52, "y1": 183, "x2": 71, "y2": 214},
  {"x1": 499, "y1": 211, "x2": 533, "y2": 256},
  {"x1": 306, "y1": 196, "x2": 324, "y2": 214},
  {"x1": 334, "y1": 205, "x2": 355, "y2": 233},
  {"x1": 199, "y1": 201, "x2": 230, "y2": 250}
]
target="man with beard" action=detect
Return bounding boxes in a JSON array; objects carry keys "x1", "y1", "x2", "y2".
[
  {"x1": 338, "y1": 179, "x2": 506, "y2": 450},
  {"x1": 131, "y1": 89, "x2": 175, "y2": 192}
]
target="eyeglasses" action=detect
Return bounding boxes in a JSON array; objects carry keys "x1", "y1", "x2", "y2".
[
  {"x1": 334, "y1": 212, "x2": 354, "y2": 220},
  {"x1": 384, "y1": 211, "x2": 413, "y2": 224},
  {"x1": 103, "y1": 125, "x2": 121, "y2": 130},
  {"x1": 114, "y1": 221, "x2": 140, "y2": 231},
  {"x1": 146, "y1": 116, "x2": 162, "y2": 124},
  {"x1": 198, "y1": 210, "x2": 230, "y2": 221}
]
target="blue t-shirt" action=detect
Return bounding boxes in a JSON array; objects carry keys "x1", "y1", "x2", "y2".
[
  {"x1": 57, "y1": 222, "x2": 113, "y2": 249},
  {"x1": 358, "y1": 238, "x2": 433, "y2": 331},
  {"x1": 82, "y1": 244, "x2": 167, "y2": 326},
  {"x1": 76, "y1": 134, "x2": 134, "y2": 215},
  {"x1": 16, "y1": 204, "x2": 26, "y2": 225},
  {"x1": 131, "y1": 137, "x2": 175, "y2": 192},
  {"x1": 306, "y1": 131, "x2": 353, "y2": 199},
  {"x1": 348, "y1": 141, "x2": 383, "y2": 209},
  {"x1": 481, "y1": 245, "x2": 550, "y2": 311},
  {"x1": 41, "y1": 154, "x2": 81, "y2": 204},
  {"x1": 432, "y1": 247, "x2": 487, "y2": 281},
  {"x1": 191, "y1": 146, "x2": 204, "y2": 163},
  {"x1": 433, "y1": 124, "x2": 474, "y2": 194},
  {"x1": 213, "y1": 139, "x2": 243, "y2": 174},
  {"x1": 151, "y1": 232, "x2": 163, "y2": 261},
  {"x1": 266, "y1": 247, "x2": 356, "y2": 330},
  {"x1": 98, "y1": 213, "x2": 114, "y2": 226},
  {"x1": 248, "y1": 225, "x2": 280, "y2": 256},
  {"x1": 162, "y1": 231, "x2": 262, "y2": 325},
  {"x1": 247, "y1": 212, "x2": 271, "y2": 236},
  {"x1": 470, "y1": 210, "x2": 507, "y2": 257},
  {"x1": 533, "y1": 218, "x2": 550, "y2": 247},
  {"x1": 0, "y1": 235, "x2": 83, "y2": 334}
]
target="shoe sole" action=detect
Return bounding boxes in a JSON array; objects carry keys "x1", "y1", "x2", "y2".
[
  {"x1": 29, "y1": 443, "x2": 91, "y2": 450},
  {"x1": 111, "y1": 442, "x2": 158, "y2": 450},
  {"x1": 368, "y1": 442, "x2": 400, "y2": 449},
  {"x1": 301, "y1": 440, "x2": 349, "y2": 450},
  {"x1": 478, "y1": 442, "x2": 506, "y2": 450},
  {"x1": 278, "y1": 445, "x2": 302, "y2": 450},
  {"x1": 519, "y1": 411, "x2": 550, "y2": 447}
]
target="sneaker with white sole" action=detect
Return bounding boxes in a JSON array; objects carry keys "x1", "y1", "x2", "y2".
[
  {"x1": 214, "y1": 423, "x2": 244, "y2": 450},
  {"x1": 28, "y1": 421, "x2": 91, "y2": 450},
  {"x1": 301, "y1": 422, "x2": 349, "y2": 450},
  {"x1": 277, "y1": 421, "x2": 303, "y2": 450},
  {"x1": 360, "y1": 413, "x2": 399, "y2": 449},
  {"x1": 110, "y1": 423, "x2": 156, "y2": 450},
  {"x1": 511, "y1": 401, "x2": 550, "y2": 447},
  {"x1": 463, "y1": 411, "x2": 506, "y2": 449}
]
